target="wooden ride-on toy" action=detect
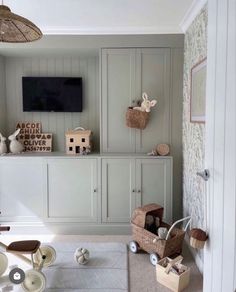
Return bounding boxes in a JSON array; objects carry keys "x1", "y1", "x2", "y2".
[
  {"x1": 0, "y1": 226, "x2": 56, "y2": 292},
  {"x1": 129, "y1": 204, "x2": 191, "y2": 266}
]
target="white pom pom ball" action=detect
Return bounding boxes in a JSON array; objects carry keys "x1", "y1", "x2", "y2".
[{"x1": 74, "y1": 248, "x2": 90, "y2": 265}]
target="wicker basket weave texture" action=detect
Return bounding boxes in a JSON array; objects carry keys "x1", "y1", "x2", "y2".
[
  {"x1": 0, "y1": 5, "x2": 42, "y2": 43},
  {"x1": 126, "y1": 107, "x2": 150, "y2": 130},
  {"x1": 132, "y1": 223, "x2": 185, "y2": 259},
  {"x1": 131, "y1": 204, "x2": 185, "y2": 259}
]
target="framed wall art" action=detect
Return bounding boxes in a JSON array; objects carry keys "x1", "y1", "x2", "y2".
[{"x1": 190, "y1": 58, "x2": 207, "y2": 123}]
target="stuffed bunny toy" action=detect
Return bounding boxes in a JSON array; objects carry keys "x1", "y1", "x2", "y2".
[
  {"x1": 134, "y1": 92, "x2": 157, "y2": 113},
  {"x1": 0, "y1": 133, "x2": 7, "y2": 155},
  {"x1": 8, "y1": 128, "x2": 24, "y2": 154}
]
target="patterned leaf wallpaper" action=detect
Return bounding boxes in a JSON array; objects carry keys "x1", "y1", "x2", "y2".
[{"x1": 183, "y1": 6, "x2": 208, "y2": 261}]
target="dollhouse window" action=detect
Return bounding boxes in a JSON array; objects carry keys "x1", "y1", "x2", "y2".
[
  {"x1": 69, "y1": 147, "x2": 73, "y2": 151},
  {"x1": 70, "y1": 138, "x2": 74, "y2": 142},
  {"x1": 82, "y1": 138, "x2": 85, "y2": 142}
]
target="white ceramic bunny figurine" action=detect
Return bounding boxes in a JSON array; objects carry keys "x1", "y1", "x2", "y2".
[
  {"x1": 134, "y1": 92, "x2": 157, "y2": 112},
  {"x1": 8, "y1": 128, "x2": 24, "y2": 154},
  {"x1": 0, "y1": 133, "x2": 7, "y2": 155}
]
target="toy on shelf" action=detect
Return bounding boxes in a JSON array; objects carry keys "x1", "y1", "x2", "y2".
[
  {"x1": 147, "y1": 143, "x2": 170, "y2": 156},
  {"x1": 133, "y1": 92, "x2": 157, "y2": 113},
  {"x1": 156, "y1": 144, "x2": 170, "y2": 156},
  {"x1": 129, "y1": 204, "x2": 191, "y2": 266},
  {"x1": 65, "y1": 127, "x2": 92, "y2": 155},
  {"x1": 74, "y1": 248, "x2": 90, "y2": 265},
  {"x1": 8, "y1": 129, "x2": 24, "y2": 154},
  {"x1": 189, "y1": 228, "x2": 208, "y2": 249},
  {"x1": 156, "y1": 255, "x2": 190, "y2": 292},
  {"x1": 0, "y1": 225, "x2": 56, "y2": 292},
  {"x1": 16, "y1": 122, "x2": 52, "y2": 153},
  {"x1": 126, "y1": 92, "x2": 157, "y2": 130},
  {"x1": 0, "y1": 133, "x2": 7, "y2": 155}
]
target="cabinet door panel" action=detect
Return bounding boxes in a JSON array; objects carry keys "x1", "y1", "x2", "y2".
[
  {"x1": 101, "y1": 49, "x2": 136, "y2": 152},
  {"x1": 102, "y1": 158, "x2": 135, "y2": 222},
  {"x1": 136, "y1": 159, "x2": 172, "y2": 223},
  {"x1": 135, "y1": 48, "x2": 171, "y2": 152},
  {"x1": 47, "y1": 159, "x2": 98, "y2": 222},
  {"x1": 0, "y1": 161, "x2": 44, "y2": 220}
]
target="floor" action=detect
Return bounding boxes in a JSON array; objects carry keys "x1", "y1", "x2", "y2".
[{"x1": 2, "y1": 234, "x2": 203, "y2": 292}]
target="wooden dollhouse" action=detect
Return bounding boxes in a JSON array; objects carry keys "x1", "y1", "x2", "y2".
[{"x1": 65, "y1": 127, "x2": 92, "y2": 155}]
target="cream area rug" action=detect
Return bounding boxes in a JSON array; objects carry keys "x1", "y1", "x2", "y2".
[
  {"x1": 7, "y1": 242, "x2": 128, "y2": 291},
  {"x1": 43, "y1": 242, "x2": 128, "y2": 291}
]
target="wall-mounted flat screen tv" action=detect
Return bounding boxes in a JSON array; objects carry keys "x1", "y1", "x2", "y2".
[{"x1": 22, "y1": 77, "x2": 83, "y2": 112}]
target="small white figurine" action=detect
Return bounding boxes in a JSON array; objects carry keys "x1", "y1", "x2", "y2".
[
  {"x1": 134, "y1": 92, "x2": 157, "y2": 113},
  {"x1": 74, "y1": 247, "x2": 90, "y2": 265},
  {"x1": 0, "y1": 133, "x2": 7, "y2": 155},
  {"x1": 8, "y1": 129, "x2": 24, "y2": 154}
]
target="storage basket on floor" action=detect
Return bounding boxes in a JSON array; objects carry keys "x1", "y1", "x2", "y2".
[
  {"x1": 129, "y1": 204, "x2": 189, "y2": 265},
  {"x1": 126, "y1": 107, "x2": 150, "y2": 130},
  {"x1": 156, "y1": 256, "x2": 190, "y2": 292}
]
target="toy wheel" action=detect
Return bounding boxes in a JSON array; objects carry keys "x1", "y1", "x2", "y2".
[
  {"x1": 0, "y1": 252, "x2": 8, "y2": 276},
  {"x1": 129, "y1": 241, "x2": 139, "y2": 253},
  {"x1": 150, "y1": 253, "x2": 159, "y2": 266},
  {"x1": 34, "y1": 245, "x2": 56, "y2": 267},
  {"x1": 21, "y1": 269, "x2": 46, "y2": 292}
]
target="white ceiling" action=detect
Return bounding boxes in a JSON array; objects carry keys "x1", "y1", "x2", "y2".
[{"x1": 4, "y1": 0, "x2": 195, "y2": 34}]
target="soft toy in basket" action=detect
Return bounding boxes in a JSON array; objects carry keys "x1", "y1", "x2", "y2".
[{"x1": 129, "y1": 204, "x2": 191, "y2": 266}]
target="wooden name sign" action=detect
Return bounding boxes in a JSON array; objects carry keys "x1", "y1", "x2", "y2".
[{"x1": 16, "y1": 122, "x2": 52, "y2": 152}]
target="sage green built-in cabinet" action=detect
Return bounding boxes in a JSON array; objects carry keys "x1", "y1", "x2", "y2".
[
  {"x1": 0, "y1": 160, "x2": 44, "y2": 221},
  {"x1": 101, "y1": 48, "x2": 171, "y2": 153},
  {"x1": 47, "y1": 158, "x2": 98, "y2": 223},
  {"x1": 102, "y1": 158, "x2": 136, "y2": 223},
  {"x1": 102, "y1": 157, "x2": 172, "y2": 224}
]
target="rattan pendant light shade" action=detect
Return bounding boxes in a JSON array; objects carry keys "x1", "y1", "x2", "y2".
[{"x1": 0, "y1": 5, "x2": 42, "y2": 43}]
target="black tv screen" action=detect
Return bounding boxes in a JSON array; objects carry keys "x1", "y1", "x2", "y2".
[{"x1": 22, "y1": 77, "x2": 83, "y2": 112}]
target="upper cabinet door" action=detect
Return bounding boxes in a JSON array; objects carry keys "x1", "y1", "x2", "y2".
[
  {"x1": 101, "y1": 49, "x2": 136, "y2": 153},
  {"x1": 135, "y1": 48, "x2": 171, "y2": 153}
]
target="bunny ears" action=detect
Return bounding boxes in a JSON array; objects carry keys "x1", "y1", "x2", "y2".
[
  {"x1": 142, "y1": 92, "x2": 149, "y2": 100},
  {"x1": 8, "y1": 128, "x2": 21, "y2": 141}
]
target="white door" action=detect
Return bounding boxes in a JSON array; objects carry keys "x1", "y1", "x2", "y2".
[{"x1": 204, "y1": 0, "x2": 236, "y2": 291}]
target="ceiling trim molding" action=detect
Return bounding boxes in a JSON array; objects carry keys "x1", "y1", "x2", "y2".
[
  {"x1": 180, "y1": 0, "x2": 207, "y2": 33},
  {"x1": 41, "y1": 26, "x2": 183, "y2": 35}
]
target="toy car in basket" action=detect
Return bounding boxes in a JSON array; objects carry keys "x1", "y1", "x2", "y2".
[{"x1": 129, "y1": 204, "x2": 191, "y2": 265}]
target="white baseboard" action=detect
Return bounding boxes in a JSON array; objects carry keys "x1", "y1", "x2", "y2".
[
  {"x1": 184, "y1": 236, "x2": 203, "y2": 274},
  {"x1": 0, "y1": 222, "x2": 132, "y2": 235}
]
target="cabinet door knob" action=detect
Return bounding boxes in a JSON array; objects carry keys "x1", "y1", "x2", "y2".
[
  {"x1": 94, "y1": 189, "x2": 97, "y2": 193},
  {"x1": 137, "y1": 190, "x2": 141, "y2": 193},
  {"x1": 132, "y1": 189, "x2": 136, "y2": 193}
]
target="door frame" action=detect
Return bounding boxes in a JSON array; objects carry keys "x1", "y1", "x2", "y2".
[{"x1": 204, "y1": 0, "x2": 236, "y2": 291}]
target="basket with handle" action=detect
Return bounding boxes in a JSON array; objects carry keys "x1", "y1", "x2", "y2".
[{"x1": 156, "y1": 255, "x2": 190, "y2": 292}]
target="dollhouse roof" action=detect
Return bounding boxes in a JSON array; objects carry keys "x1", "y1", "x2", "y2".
[{"x1": 66, "y1": 130, "x2": 92, "y2": 136}]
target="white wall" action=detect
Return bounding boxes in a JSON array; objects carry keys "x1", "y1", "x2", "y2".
[
  {"x1": 0, "y1": 56, "x2": 6, "y2": 136},
  {"x1": 4, "y1": 56, "x2": 99, "y2": 152}
]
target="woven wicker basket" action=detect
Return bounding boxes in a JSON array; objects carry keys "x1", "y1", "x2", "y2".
[{"x1": 126, "y1": 107, "x2": 150, "y2": 130}]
